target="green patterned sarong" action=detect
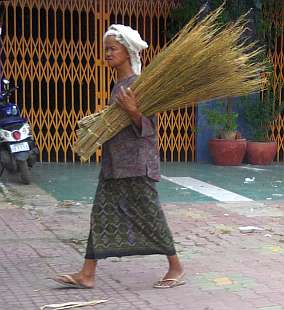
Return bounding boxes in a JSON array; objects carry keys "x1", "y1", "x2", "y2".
[{"x1": 85, "y1": 176, "x2": 176, "y2": 259}]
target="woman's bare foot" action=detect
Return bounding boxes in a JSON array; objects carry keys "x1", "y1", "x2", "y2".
[
  {"x1": 162, "y1": 268, "x2": 184, "y2": 281},
  {"x1": 53, "y1": 259, "x2": 97, "y2": 288},
  {"x1": 153, "y1": 268, "x2": 185, "y2": 288},
  {"x1": 54, "y1": 272, "x2": 95, "y2": 289},
  {"x1": 153, "y1": 255, "x2": 185, "y2": 288}
]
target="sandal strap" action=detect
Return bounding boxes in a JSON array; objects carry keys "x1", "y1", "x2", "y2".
[
  {"x1": 58, "y1": 274, "x2": 78, "y2": 285},
  {"x1": 157, "y1": 272, "x2": 185, "y2": 283},
  {"x1": 158, "y1": 278, "x2": 179, "y2": 282}
]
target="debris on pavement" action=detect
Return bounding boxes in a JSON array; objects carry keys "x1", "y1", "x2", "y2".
[
  {"x1": 239, "y1": 226, "x2": 265, "y2": 233},
  {"x1": 69, "y1": 238, "x2": 87, "y2": 245},
  {"x1": 56, "y1": 200, "x2": 81, "y2": 208},
  {"x1": 40, "y1": 299, "x2": 108, "y2": 310},
  {"x1": 244, "y1": 177, "x2": 255, "y2": 184},
  {"x1": 215, "y1": 224, "x2": 233, "y2": 235}
]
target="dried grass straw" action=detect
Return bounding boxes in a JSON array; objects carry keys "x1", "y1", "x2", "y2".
[{"x1": 74, "y1": 5, "x2": 267, "y2": 161}]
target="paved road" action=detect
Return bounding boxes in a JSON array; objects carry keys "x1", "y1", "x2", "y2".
[{"x1": 1, "y1": 164, "x2": 284, "y2": 309}]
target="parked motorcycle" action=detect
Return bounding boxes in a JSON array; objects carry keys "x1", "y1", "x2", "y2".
[{"x1": 0, "y1": 78, "x2": 38, "y2": 184}]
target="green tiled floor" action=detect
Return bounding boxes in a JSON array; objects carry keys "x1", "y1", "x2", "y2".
[
  {"x1": 30, "y1": 163, "x2": 214, "y2": 203},
  {"x1": 26, "y1": 162, "x2": 284, "y2": 203},
  {"x1": 161, "y1": 162, "x2": 284, "y2": 201}
]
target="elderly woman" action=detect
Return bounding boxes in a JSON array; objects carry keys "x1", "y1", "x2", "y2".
[{"x1": 53, "y1": 25, "x2": 184, "y2": 289}]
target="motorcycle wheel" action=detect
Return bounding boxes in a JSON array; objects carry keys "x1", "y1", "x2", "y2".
[
  {"x1": 17, "y1": 160, "x2": 31, "y2": 184},
  {"x1": 0, "y1": 150, "x2": 17, "y2": 173}
]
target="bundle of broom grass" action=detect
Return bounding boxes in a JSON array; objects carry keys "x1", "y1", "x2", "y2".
[{"x1": 74, "y1": 5, "x2": 266, "y2": 161}]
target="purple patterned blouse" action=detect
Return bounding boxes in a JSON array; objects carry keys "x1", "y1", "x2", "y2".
[{"x1": 101, "y1": 75, "x2": 160, "y2": 181}]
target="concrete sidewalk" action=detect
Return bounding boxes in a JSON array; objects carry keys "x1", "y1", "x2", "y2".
[{"x1": 1, "y1": 178, "x2": 284, "y2": 310}]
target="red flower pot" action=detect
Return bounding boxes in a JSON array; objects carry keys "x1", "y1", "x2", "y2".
[
  {"x1": 246, "y1": 141, "x2": 277, "y2": 165},
  {"x1": 208, "y1": 138, "x2": 247, "y2": 166}
]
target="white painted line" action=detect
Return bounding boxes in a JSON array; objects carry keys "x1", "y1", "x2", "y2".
[
  {"x1": 236, "y1": 166, "x2": 267, "y2": 172},
  {"x1": 161, "y1": 176, "x2": 253, "y2": 202}
]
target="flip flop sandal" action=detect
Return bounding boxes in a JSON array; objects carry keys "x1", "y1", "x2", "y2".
[
  {"x1": 52, "y1": 274, "x2": 93, "y2": 289},
  {"x1": 153, "y1": 273, "x2": 186, "y2": 289}
]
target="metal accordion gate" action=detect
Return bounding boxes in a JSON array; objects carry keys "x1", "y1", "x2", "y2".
[
  {"x1": 264, "y1": 3, "x2": 284, "y2": 161},
  {"x1": 0, "y1": 0, "x2": 196, "y2": 163}
]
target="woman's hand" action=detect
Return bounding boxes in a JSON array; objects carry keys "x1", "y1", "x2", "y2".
[{"x1": 117, "y1": 86, "x2": 142, "y2": 128}]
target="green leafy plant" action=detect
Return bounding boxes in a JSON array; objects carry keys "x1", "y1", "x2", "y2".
[
  {"x1": 243, "y1": 92, "x2": 284, "y2": 142},
  {"x1": 203, "y1": 101, "x2": 239, "y2": 139},
  {"x1": 167, "y1": 0, "x2": 263, "y2": 40},
  {"x1": 166, "y1": 1, "x2": 200, "y2": 38}
]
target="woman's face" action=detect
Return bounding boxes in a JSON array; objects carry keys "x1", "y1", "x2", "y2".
[{"x1": 105, "y1": 36, "x2": 130, "y2": 69}]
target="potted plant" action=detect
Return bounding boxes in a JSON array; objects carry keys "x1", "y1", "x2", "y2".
[
  {"x1": 242, "y1": 92, "x2": 283, "y2": 165},
  {"x1": 203, "y1": 100, "x2": 247, "y2": 165}
]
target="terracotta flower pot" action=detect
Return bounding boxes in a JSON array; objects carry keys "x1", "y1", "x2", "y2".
[
  {"x1": 246, "y1": 141, "x2": 277, "y2": 165},
  {"x1": 208, "y1": 138, "x2": 247, "y2": 166}
]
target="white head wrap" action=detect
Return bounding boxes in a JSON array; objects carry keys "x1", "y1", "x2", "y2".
[{"x1": 104, "y1": 24, "x2": 148, "y2": 75}]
